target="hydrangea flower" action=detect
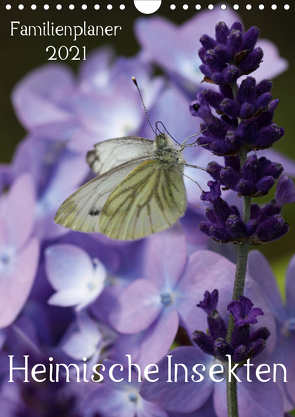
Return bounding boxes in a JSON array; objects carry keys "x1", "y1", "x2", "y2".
[
  {"x1": 12, "y1": 64, "x2": 78, "y2": 140},
  {"x1": 248, "y1": 251, "x2": 295, "y2": 411},
  {"x1": 0, "y1": 174, "x2": 39, "y2": 328},
  {"x1": 60, "y1": 313, "x2": 103, "y2": 361},
  {"x1": 83, "y1": 360, "x2": 168, "y2": 417},
  {"x1": 11, "y1": 136, "x2": 89, "y2": 240},
  {"x1": 45, "y1": 244, "x2": 107, "y2": 311}
]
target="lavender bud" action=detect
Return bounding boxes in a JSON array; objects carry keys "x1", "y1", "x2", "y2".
[
  {"x1": 243, "y1": 26, "x2": 260, "y2": 51},
  {"x1": 227, "y1": 29, "x2": 243, "y2": 55},
  {"x1": 207, "y1": 161, "x2": 223, "y2": 181},
  {"x1": 256, "y1": 79, "x2": 273, "y2": 95},
  {"x1": 220, "y1": 98, "x2": 241, "y2": 118},
  {"x1": 208, "y1": 310, "x2": 227, "y2": 340},
  {"x1": 239, "y1": 47, "x2": 264, "y2": 74},
  {"x1": 192, "y1": 331, "x2": 215, "y2": 356},
  {"x1": 233, "y1": 345, "x2": 250, "y2": 363},
  {"x1": 214, "y1": 338, "x2": 234, "y2": 361},
  {"x1": 256, "y1": 214, "x2": 285, "y2": 242},
  {"x1": 249, "y1": 339, "x2": 267, "y2": 358},
  {"x1": 215, "y1": 21, "x2": 230, "y2": 44},
  {"x1": 200, "y1": 34, "x2": 217, "y2": 50},
  {"x1": 240, "y1": 103, "x2": 254, "y2": 119},
  {"x1": 249, "y1": 327, "x2": 270, "y2": 343},
  {"x1": 220, "y1": 167, "x2": 240, "y2": 189},
  {"x1": 236, "y1": 77, "x2": 256, "y2": 104}
]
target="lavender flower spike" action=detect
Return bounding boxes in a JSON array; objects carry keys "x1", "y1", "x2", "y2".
[{"x1": 199, "y1": 22, "x2": 263, "y2": 85}]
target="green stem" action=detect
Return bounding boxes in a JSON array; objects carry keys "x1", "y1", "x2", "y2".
[
  {"x1": 226, "y1": 367, "x2": 238, "y2": 417},
  {"x1": 226, "y1": 238, "x2": 250, "y2": 343},
  {"x1": 225, "y1": 131, "x2": 252, "y2": 417}
]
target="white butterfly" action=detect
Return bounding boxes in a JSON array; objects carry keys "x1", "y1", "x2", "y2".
[{"x1": 54, "y1": 130, "x2": 202, "y2": 240}]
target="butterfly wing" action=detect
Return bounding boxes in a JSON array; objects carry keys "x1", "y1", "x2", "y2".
[
  {"x1": 99, "y1": 160, "x2": 187, "y2": 240},
  {"x1": 87, "y1": 137, "x2": 155, "y2": 175},
  {"x1": 54, "y1": 157, "x2": 152, "y2": 233}
]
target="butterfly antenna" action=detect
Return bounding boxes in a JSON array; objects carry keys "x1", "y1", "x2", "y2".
[
  {"x1": 155, "y1": 121, "x2": 181, "y2": 146},
  {"x1": 132, "y1": 76, "x2": 156, "y2": 136}
]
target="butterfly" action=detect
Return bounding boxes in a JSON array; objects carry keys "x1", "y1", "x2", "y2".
[{"x1": 54, "y1": 130, "x2": 203, "y2": 240}]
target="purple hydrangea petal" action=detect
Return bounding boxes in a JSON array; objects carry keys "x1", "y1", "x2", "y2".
[
  {"x1": 213, "y1": 368, "x2": 284, "y2": 417},
  {"x1": 249, "y1": 39, "x2": 288, "y2": 82},
  {"x1": 285, "y1": 255, "x2": 295, "y2": 318},
  {"x1": 283, "y1": 338, "x2": 295, "y2": 405},
  {"x1": 168, "y1": 394, "x2": 217, "y2": 417},
  {"x1": 176, "y1": 251, "x2": 236, "y2": 337},
  {"x1": 109, "y1": 278, "x2": 162, "y2": 334},
  {"x1": 84, "y1": 384, "x2": 137, "y2": 417},
  {"x1": 78, "y1": 45, "x2": 114, "y2": 88},
  {"x1": 45, "y1": 244, "x2": 106, "y2": 311},
  {"x1": 61, "y1": 314, "x2": 102, "y2": 360},
  {"x1": 45, "y1": 244, "x2": 96, "y2": 289},
  {"x1": 12, "y1": 64, "x2": 77, "y2": 137},
  {"x1": 135, "y1": 9, "x2": 242, "y2": 96},
  {"x1": 247, "y1": 251, "x2": 286, "y2": 323},
  {"x1": 275, "y1": 175, "x2": 295, "y2": 206},
  {"x1": 0, "y1": 237, "x2": 39, "y2": 328},
  {"x1": 1, "y1": 174, "x2": 35, "y2": 251},
  {"x1": 137, "y1": 399, "x2": 169, "y2": 417},
  {"x1": 34, "y1": 150, "x2": 89, "y2": 240},
  {"x1": 144, "y1": 223, "x2": 187, "y2": 289},
  {"x1": 113, "y1": 307, "x2": 179, "y2": 370},
  {"x1": 140, "y1": 346, "x2": 214, "y2": 413}
]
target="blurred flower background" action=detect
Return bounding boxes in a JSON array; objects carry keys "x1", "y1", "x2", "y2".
[{"x1": 0, "y1": 1, "x2": 295, "y2": 416}]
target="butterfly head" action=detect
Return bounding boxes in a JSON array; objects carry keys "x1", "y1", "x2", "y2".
[{"x1": 155, "y1": 133, "x2": 168, "y2": 149}]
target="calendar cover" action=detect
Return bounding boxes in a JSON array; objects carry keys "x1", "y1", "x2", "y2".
[{"x1": 0, "y1": 1, "x2": 294, "y2": 416}]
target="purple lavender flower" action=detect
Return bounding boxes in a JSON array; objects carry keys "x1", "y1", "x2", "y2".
[
  {"x1": 135, "y1": 9, "x2": 288, "y2": 98},
  {"x1": 199, "y1": 24, "x2": 264, "y2": 85},
  {"x1": 199, "y1": 181, "x2": 290, "y2": 245},
  {"x1": 199, "y1": 181, "x2": 256, "y2": 244},
  {"x1": 250, "y1": 200, "x2": 290, "y2": 244},
  {"x1": 0, "y1": 174, "x2": 39, "y2": 328},
  {"x1": 193, "y1": 290, "x2": 268, "y2": 363},
  {"x1": 191, "y1": 79, "x2": 285, "y2": 156},
  {"x1": 197, "y1": 289, "x2": 219, "y2": 314},
  {"x1": 227, "y1": 295, "x2": 264, "y2": 327},
  {"x1": 207, "y1": 154, "x2": 283, "y2": 197}
]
